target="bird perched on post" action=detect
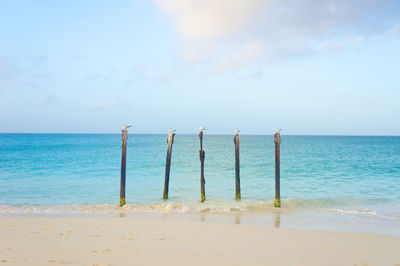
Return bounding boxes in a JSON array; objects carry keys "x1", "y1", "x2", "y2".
[
  {"x1": 234, "y1": 128, "x2": 240, "y2": 144},
  {"x1": 199, "y1": 126, "x2": 207, "y2": 132},
  {"x1": 274, "y1": 128, "x2": 281, "y2": 145},
  {"x1": 122, "y1": 125, "x2": 132, "y2": 130},
  {"x1": 168, "y1": 128, "x2": 176, "y2": 134}
]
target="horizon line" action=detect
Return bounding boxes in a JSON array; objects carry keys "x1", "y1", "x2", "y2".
[{"x1": 0, "y1": 132, "x2": 399, "y2": 137}]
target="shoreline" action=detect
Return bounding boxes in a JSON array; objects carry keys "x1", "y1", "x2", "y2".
[
  {"x1": 1, "y1": 207, "x2": 399, "y2": 238},
  {"x1": 1, "y1": 215, "x2": 399, "y2": 265}
]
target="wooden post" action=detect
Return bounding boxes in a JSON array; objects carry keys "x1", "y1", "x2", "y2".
[
  {"x1": 274, "y1": 129, "x2": 281, "y2": 208},
  {"x1": 199, "y1": 128, "x2": 206, "y2": 202},
  {"x1": 163, "y1": 130, "x2": 176, "y2": 199},
  {"x1": 120, "y1": 128, "x2": 128, "y2": 206},
  {"x1": 234, "y1": 129, "x2": 241, "y2": 199}
]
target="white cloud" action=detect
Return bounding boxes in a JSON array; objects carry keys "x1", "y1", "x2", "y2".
[
  {"x1": 156, "y1": 0, "x2": 269, "y2": 40},
  {"x1": 156, "y1": 0, "x2": 400, "y2": 72}
]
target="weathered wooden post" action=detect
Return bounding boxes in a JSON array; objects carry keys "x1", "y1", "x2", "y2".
[
  {"x1": 120, "y1": 124, "x2": 131, "y2": 207},
  {"x1": 163, "y1": 128, "x2": 176, "y2": 199},
  {"x1": 199, "y1": 126, "x2": 206, "y2": 202},
  {"x1": 274, "y1": 128, "x2": 281, "y2": 208},
  {"x1": 233, "y1": 128, "x2": 241, "y2": 199}
]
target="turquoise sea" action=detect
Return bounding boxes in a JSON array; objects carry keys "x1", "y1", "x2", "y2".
[{"x1": 1, "y1": 134, "x2": 399, "y2": 236}]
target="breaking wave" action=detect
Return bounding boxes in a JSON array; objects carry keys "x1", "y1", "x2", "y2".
[{"x1": 1, "y1": 197, "x2": 399, "y2": 221}]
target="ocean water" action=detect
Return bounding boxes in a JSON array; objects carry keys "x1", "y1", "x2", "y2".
[{"x1": 1, "y1": 134, "x2": 399, "y2": 235}]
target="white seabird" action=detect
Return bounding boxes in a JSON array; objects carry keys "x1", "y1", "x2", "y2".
[
  {"x1": 234, "y1": 128, "x2": 240, "y2": 134},
  {"x1": 122, "y1": 124, "x2": 132, "y2": 130},
  {"x1": 199, "y1": 126, "x2": 207, "y2": 132},
  {"x1": 275, "y1": 128, "x2": 282, "y2": 133},
  {"x1": 169, "y1": 128, "x2": 176, "y2": 134}
]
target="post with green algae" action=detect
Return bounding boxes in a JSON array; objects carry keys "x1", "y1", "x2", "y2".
[
  {"x1": 120, "y1": 125, "x2": 131, "y2": 207},
  {"x1": 274, "y1": 128, "x2": 281, "y2": 208},
  {"x1": 163, "y1": 129, "x2": 176, "y2": 199},
  {"x1": 233, "y1": 128, "x2": 241, "y2": 200},
  {"x1": 199, "y1": 126, "x2": 206, "y2": 202}
]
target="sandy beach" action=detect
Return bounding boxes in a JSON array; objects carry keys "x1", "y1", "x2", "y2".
[{"x1": 1, "y1": 215, "x2": 399, "y2": 266}]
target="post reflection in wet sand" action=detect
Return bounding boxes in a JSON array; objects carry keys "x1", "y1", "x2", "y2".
[
  {"x1": 235, "y1": 215, "x2": 241, "y2": 225},
  {"x1": 274, "y1": 210, "x2": 281, "y2": 228}
]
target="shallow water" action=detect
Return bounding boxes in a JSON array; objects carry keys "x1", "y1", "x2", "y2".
[{"x1": 0, "y1": 134, "x2": 399, "y2": 235}]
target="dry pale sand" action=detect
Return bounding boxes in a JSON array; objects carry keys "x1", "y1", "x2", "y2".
[{"x1": 0, "y1": 215, "x2": 399, "y2": 266}]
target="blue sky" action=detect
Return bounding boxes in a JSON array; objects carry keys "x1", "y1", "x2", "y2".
[{"x1": 1, "y1": 0, "x2": 400, "y2": 135}]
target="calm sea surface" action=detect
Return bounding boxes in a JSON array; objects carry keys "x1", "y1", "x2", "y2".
[{"x1": 1, "y1": 134, "x2": 399, "y2": 235}]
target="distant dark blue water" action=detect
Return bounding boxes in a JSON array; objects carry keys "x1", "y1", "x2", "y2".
[{"x1": 0, "y1": 134, "x2": 399, "y2": 223}]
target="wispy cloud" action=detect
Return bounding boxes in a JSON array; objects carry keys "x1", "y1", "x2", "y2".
[
  {"x1": 33, "y1": 55, "x2": 48, "y2": 66},
  {"x1": 210, "y1": 40, "x2": 266, "y2": 74},
  {"x1": 385, "y1": 21, "x2": 400, "y2": 37},
  {"x1": 132, "y1": 63, "x2": 148, "y2": 73},
  {"x1": 123, "y1": 63, "x2": 150, "y2": 85},
  {"x1": 74, "y1": 54, "x2": 88, "y2": 61},
  {"x1": 0, "y1": 55, "x2": 18, "y2": 89},
  {"x1": 91, "y1": 100, "x2": 117, "y2": 110},
  {"x1": 156, "y1": 0, "x2": 400, "y2": 72},
  {"x1": 0, "y1": 55, "x2": 48, "y2": 91},
  {"x1": 153, "y1": 70, "x2": 174, "y2": 83},
  {"x1": 83, "y1": 69, "x2": 115, "y2": 82},
  {"x1": 317, "y1": 35, "x2": 365, "y2": 51},
  {"x1": 39, "y1": 95, "x2": 59, "y2": 107}
]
